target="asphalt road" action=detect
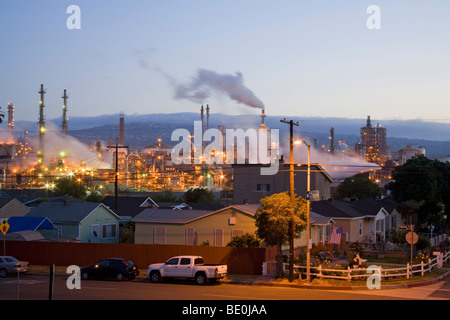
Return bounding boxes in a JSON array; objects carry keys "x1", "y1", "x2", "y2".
[{"x1": 1, "y1": 274, "x2": 449, "y2": 301}]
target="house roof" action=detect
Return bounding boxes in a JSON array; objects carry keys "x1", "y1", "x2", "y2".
[
  {"x1": 26, "y1": 198, "x2": 120, "y2": 223},
  {"x1": 6, "y1": 216, "x2": 56, "y2": 232},
  {"x1": 101, "y1": 196, "x2": 158, "y2": 216},
  {"x1": 0, "y1": 189, "x2": 57, "y2": 204},
  {"x1": 311, "y1": 199, "x2": 386, "y2": 219},
  {"x1": 132, "y1": 204, "x2": 259, "y2": 225}
]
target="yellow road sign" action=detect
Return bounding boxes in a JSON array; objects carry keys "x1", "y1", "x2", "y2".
[{"x1": 1, "y1": 219, "x2": 9, "y2": 235}]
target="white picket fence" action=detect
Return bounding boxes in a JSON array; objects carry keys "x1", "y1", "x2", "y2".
[{"x1": 262, "y1": 251, "x2": 449, "y2": 282}]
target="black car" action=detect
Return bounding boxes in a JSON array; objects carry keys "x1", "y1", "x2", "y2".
[{"x1": 80, "y1": 258, "x2": 139, "y2": 281}]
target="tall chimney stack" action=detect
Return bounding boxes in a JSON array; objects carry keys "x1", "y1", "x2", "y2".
[
  {"x1": 206, "y1": 104, "x2": 210, "y2": 131},
  {"x1": 7, "y1": 102, "x2": 14, "y2": 130},
  {"x1": 62, "y1": 89, "x2": 68, "y2": 135},
  {"x1": 119, "y1": 113, "x2": 124, "y2": 146},
  {"x1": 38, "y1": 84, "x2": 46, "y2": 167}
]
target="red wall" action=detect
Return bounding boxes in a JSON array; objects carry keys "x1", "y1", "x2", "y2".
[{"x1": 1, "y1": 241, "x2": 266, "y2": 275}]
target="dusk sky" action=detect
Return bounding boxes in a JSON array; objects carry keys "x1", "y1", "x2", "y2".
[{"x1": 1, "y1": 1, "x2": 449, "y2": 124}]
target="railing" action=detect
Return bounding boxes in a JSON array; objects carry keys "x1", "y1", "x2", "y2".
[{"x1": 262, "y1": 251, "x2": 449, "y2": 282}]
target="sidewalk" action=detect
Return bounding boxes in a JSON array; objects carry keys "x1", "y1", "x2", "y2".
[{"x1": 27, "y1": 265, "x2": 450, "y2": 290}]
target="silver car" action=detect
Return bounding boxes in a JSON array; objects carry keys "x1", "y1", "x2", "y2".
[{"x1": 0, "y1": 256, "x2": 29, "y2": 277}]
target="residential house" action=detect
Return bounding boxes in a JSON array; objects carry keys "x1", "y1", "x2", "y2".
[
  {"x1": 132, "y1": 204, "x2": 260, "y2": 246},
  {"x1": 101, "y1": 195, "x2": 159, "y2": 217},
  {"x1": 232, "y1": 161, "x2": 333, "y2": 204},
  {"x1": 26, "y1": 198, "x2": 120, "y2": 243},
  {"x1": 311, "y1": 199, "x2": 389, "y2": 243},
  {"x1": 377, "y1": 198, "x2": 419, "y2": 230}
]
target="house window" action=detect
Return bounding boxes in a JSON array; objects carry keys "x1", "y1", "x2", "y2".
[
  {"x1": 392, "y1": 215, "x2": 397, "y2": 229},
  {"x1": 256, "y1": 184, "x2": 270, "y2": 192},
  {"x1": 214, "y1": 228, "x2": 224, "y2": 247},
  {"x1": 186, "y1": 228, "x2": 196, "y2": 246},
  {"x1": 232, "y1": 229, "x2": 244, "y2": 238},
  {"x1": 102, "y1": 224, "x2": 117, "y2": 239},
  {"x1": 359, "y1": 221, "x2": 363, "y2": 236},
  {"x1": 154, "y1": 227, "x2": 166, "y2": 244}
]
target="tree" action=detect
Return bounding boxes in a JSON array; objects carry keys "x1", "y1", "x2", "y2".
[
  {"x1": 255, "y1": 192, "x2": 307, "y2": 275},
  {"x1": 54, "y1": 177, "x2": 87, "y2": 199},
  {"x1": 183, "y1": 187, "x2": 215, "y2": 203},
  {"x1": 226, "y1": 233, "x2": 261, "y2": 248},
  {"x1": 334, "y1": 177, "x2": 381, "y2": 200},
  {"x1": 386, "y1": 155, "x2": 449, "y2": 229}
]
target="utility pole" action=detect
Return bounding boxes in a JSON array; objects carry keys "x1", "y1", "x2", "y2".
[
  {"x1": 280, "y1": 118, "x2": 299, "y2": 282},
  {"x1": 107, "y1": 138, "x2": 129, "y2": 210}
]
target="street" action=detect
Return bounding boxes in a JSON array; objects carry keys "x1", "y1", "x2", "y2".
[{"x1": 1, "y1": 274, "x2": 449, "y2": 301}]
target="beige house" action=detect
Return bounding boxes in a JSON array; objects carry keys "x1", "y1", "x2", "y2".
[
  {"x1": 132, "y1": 204, "x2": 260, "y2": 246},
  {"x1": 311, "y1": 199, "x2": 390, "y2": 243}
]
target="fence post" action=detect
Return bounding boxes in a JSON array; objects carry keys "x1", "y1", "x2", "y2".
[
  {"x1": 379, "y1": 266, "x2": 383, "y2": 284},
  {"x1": 348, "y1": 266, "x2": 351, "y2": 282},
  {"x1": 318, "y1": 265, "x2": 322, "y2": 279},
  {"x1": 421, "y1": 261, "x2": 424, "y2": 276},
  {"x1": 406, "y1": 262, "x2": 410, "y2": 279}
]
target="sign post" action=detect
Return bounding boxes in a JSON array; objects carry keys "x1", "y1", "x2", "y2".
[
  {"x1": 1, "y1": 219, "x2": 10, "y2": 256},
  {"x1": 402, "y1": 225, "x2": 418, "y2": 278}
]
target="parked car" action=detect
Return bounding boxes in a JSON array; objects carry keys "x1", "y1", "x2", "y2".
[
  {"x1": 146, "y1": 255, "x2": 227, "y2": 285},
  {"x1": 0, "y1": 256, "x2": 29, "y2": 277},
  {"x1": 80, "y1": 258, "x2": 139, "y2": 281}
]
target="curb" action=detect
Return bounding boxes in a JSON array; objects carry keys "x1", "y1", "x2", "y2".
[
  {"x1": 26, "y1": 267, "x2": 450, "y2": 291},
  {"x1": 222, "y1": 269, "x2": 450, "y2": 291}
]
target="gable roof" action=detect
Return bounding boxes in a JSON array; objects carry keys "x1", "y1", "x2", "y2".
[
  {"x1": 101, "y1": 196, "x2": 158, "y2": 216},
  {"x1": 132, "y1": 204, "x2": 259, "y2": 225},
  {"x1": 6, "y1": 216, "x2": 56, "y2": 232},
  {"x1": 311, "y1": 199, "x2": 387, "y2": 219},
  {"x1": 26, "y1": 198, "x2": 120, "y2": 223}
]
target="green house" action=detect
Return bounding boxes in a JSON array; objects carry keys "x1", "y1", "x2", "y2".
[{"x1": 26, "y1": 198, "x2": 120, "y2": 243}]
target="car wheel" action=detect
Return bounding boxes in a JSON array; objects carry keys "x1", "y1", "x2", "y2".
[
  {"x1": 81, "y1": 271, "x2": 89, "y2": 280},
  {"x1": 149, "y1": 271, "x2": 161, "y2": 283},
  {"x1": 195, "y1": 272, "x2": 207, "y2": 285},
  {"x1": 0, "y1": 268, "x2": 7, "y2": 278},
  {"x1": 116, "y1": 273, "x2": 124, "y2": 281}
]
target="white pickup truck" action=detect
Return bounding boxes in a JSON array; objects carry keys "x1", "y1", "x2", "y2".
[{"x1": 146, "y1": 255, "x2": 227, "y2": 285}]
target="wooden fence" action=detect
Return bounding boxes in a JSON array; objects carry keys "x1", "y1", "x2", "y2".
[
  {"x1": 263, "y1": 251, "x2": 450, "y2": 282},
  {"x1": 1, "y1": 241, "x2": 266, "y2": 275}
]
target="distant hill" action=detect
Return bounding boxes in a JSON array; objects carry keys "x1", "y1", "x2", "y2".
[{"x1": 11, "y1": 113, "x2": 450, "y2": 158}]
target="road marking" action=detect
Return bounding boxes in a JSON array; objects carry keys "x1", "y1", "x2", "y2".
[
  {"x1": 3, "y1": 280, "x2": 44, "y2": 285},
  {"x1": 81, "y1": 286, "x2": 119, "y2": 291}
]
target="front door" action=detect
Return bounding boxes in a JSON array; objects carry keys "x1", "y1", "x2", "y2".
[{"x1": 91, "y1": 224, "x2": 99, "y2": 243}]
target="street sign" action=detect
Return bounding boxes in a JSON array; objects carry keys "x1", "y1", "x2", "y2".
[
  {"x1": 1, "y1": 219, "x2": 9, "y2": 236},
  {"x1": 405, "y1": 231, "x2": 418, "y2": 245}
]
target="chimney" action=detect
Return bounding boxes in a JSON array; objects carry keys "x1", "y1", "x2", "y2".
[{"x1": 119, "y1": 114, "x2": 124, "y2": 146}]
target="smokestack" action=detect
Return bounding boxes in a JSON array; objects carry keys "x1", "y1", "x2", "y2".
[
  {"x1": 260, "y1": 109, "x2": 267, "y2": 129},
  {"x1": 62, "y1": 89, "x2": 68, "y2": 135},
  {"x1": 330, "y1": 127, "x2": 335, "y2": 154},
  {"x1": 119, "y1": 113, "x2": 124, "y2": 146},
  {"x1": 206, "y1": 104, "x2": 210, "y2": 131},
  {"x1": 200, "y1": 105, "x2": 204, "y2": 155},
  {"x1": 38, "y1": 84, "x2": 46, "y2": 167},
  {"x1": 7, "y1": 102, "x2": 14, "y2": 130}
]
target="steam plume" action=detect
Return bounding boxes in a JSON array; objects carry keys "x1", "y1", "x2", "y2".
[{"x1": 174, "y1": 69, "x2": 264, "y2": 109}]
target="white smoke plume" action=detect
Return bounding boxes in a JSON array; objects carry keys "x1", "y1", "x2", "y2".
[{"x1": 173, "y1": 69, "x2": 265, "y2": 109}]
